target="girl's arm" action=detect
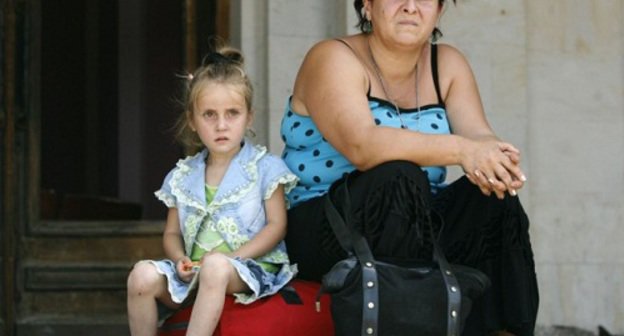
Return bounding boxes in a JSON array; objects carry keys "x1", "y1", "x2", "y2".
[
  {"x1": 163, "y1": 207, "x2": 194, "y2": 281},
  {"x1": 228, "y1": 185, "x2": 287, "y2": 260}
]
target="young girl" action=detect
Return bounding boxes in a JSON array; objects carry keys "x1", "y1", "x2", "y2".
[{"x1": 126, "y1": 45, "x2": 298, "y2": 336}]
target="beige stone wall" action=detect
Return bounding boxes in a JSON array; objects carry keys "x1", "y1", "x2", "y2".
[
  {"x1": 525, "y1": 1, "x2": 624, "y2": 331},
  {"x1": 231, "y1": 0, "x2": 624, "y2": 332},
  {"x1": 445, "y1": 1, "x2": 624, "y2": 332}
]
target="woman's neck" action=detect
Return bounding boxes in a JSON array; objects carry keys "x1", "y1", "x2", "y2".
[{"x1": 367, "y1": 35, "x2": 425, "y2": 81}]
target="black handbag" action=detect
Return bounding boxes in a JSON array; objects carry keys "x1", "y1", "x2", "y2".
[{"x1": 318, "y1": 184, "x2": 491, "y2": 336}]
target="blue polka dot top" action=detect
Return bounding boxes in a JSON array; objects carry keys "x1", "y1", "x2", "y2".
[{"x1": 280, "y1": 43, "x2": 451, "y2": 207}]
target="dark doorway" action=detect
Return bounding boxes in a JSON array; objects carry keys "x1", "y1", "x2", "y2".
[
  {"x1": 38, "y1": 0, "x2": 230, "y2": 221},
  {"x1": 1, "y1": 1, "x2": 230, "y2": 334}
]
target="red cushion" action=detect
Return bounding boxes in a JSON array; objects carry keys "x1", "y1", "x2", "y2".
[{"x1": 159, "y1": 280, "x2": 334, "y2": 336}]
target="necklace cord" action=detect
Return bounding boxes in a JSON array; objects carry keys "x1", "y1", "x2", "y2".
[{"x1": 366, "y1": 38, "x2": 421, "y2": 129}]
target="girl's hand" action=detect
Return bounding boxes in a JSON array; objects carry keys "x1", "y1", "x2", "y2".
[
  {"x1": 175, "y1": 256, "x2": 195, "y2": 283},
  {"x1": 462, "y1": 139, "x2": 526, "y2": 199}
]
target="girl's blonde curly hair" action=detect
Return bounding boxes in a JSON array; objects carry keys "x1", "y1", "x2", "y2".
[{"x1": 174, "y1": 41, "x2": 253, "y2": 155}]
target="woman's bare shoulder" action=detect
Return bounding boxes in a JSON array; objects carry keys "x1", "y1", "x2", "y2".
[
  {"x1": 435, "y1": 43, "x2": 470, "y2": 66},
  {"x1": 294, "y1": 36, "x2": 369, "y2": 99},
  {"x1": 301, "y1": 36, "x2": 365, "y2": 69},
  {"x1": 434, "y1": 42, "x2": 475, "y2": 85}
]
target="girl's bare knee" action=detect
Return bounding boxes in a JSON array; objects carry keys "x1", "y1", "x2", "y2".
[
  {"x1": 199, "y1": 254, "x2": 235, "y2": 287},
  {"x1": 127, "y1": 261, "x2": 162, "y2": 296}
]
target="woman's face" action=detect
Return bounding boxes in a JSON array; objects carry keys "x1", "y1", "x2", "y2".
[{"x1": 364, "y1": 0, "x2": 442, "y2": 47}]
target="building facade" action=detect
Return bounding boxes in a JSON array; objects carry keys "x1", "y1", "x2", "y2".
[{"x1": 2, "y1": 0, "x2": 623, "y2": 334}]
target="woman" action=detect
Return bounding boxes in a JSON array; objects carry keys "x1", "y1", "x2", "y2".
[{"x1": 280, "y1": 0, "x2": 538, "y2": 335}]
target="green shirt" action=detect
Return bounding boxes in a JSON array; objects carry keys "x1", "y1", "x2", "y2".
[{"x1": 190, "y1": 185, "x2": 278, "y2": 273}]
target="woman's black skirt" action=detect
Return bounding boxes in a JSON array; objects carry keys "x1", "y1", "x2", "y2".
[{"x1": 285, "y1": 161, "x2": 539, "y2": 335}]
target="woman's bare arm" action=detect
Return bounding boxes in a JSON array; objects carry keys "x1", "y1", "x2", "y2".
[
  {"x1": 440, "y1": 44, "x2": 526, "y2": 195},
  {"x1": 295, "y1": 39, "x2": 466, "y2": 171},
  {"x1": 295, "y1": 40, "x2": 525, "y2": 198}
]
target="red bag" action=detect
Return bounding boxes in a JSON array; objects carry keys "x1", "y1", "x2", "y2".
[{"x1": 159, "y1": 280, "x2": 334, "y2": 336}]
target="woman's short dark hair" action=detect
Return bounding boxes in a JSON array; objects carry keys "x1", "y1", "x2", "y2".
[{"x1": 353, "y1": 0, "x2": 456, "y2": 42}]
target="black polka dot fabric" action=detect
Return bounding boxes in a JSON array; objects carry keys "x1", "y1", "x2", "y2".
[{"x1": 280, "y1": 97, "x2": 450, "y2": 207}]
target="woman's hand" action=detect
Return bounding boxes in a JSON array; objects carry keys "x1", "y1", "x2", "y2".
[
  {"x1": 175, "y1": 256, "x2": 195, "y2": 283},
  {"x1": 462, "y1": 139, "x2": 527, "y2": 199}
]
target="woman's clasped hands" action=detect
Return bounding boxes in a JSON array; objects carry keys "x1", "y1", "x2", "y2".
[{"x1": 462, "y1": 138, "x2": 527, "y2": 199}]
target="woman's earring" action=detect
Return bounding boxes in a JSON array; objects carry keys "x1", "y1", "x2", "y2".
[
  {"x1": 363, "y1": 16, "x2": 372, "y2": 33},
  {"x1": 361, "y1": 7, "x2": 372, "y2": 33},
  {"x1": 431, "y1": 27, "x2": 442, "y2": 43}
]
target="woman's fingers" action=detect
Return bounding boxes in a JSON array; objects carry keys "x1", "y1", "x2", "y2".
[
  {"x1": 466, "y1": 171, "x2": 488, "y2": 195},
  {"x1": 498, "y1": 142, "x2": 520, "y2": 154},
  {"x1": 480, "y1": 185, "x2": 492, "y2": 197},
  {"x1": 465, "y1": 171, "x2": 476, "y2": 184},
  {"x1": 487, "y1": 145, "x2": 526, "y2": 196},
  {"x1": 500, "y1": 153, "x2": 527, "y2": 189},
  {"x1": 472, "y1": 169, "x2": 493, "y2": 196},
  {"x1": 464, "y1": 139, "x2": 528, "y2": 198},
  {"x1": 493, "y1": 164, "x2": 519, "y2": 197},
  {"x1": 473, "y1": 169, "x2": 488, "y2": 186},
  {"x1": 486, "y1": 172, "x2": 507, "y2": 199},
  {"x1": 477, "y1": 165, "x2": 517, "y2": 198},
  {"x1": 503, "y1": 149, "x2": 521, "y2": 164}
]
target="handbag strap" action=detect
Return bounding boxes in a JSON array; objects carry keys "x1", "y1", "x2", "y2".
[
  {"x1": 324, "y1": 192, "x2": 379, "y2": 336},
  {"x1": 324, "y1": 182, "x2": 462, "y2": 336},
  {"x1": 430, "y1": 211, "x2": 462, "y2": 336}
]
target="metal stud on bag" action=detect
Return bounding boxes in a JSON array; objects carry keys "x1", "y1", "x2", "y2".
[{"x1": 320, "y1": 181, "x2": 490, "y2": 336}]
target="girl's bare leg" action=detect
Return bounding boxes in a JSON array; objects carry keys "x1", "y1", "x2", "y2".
[
  {"x1": 186, "y1": 254, "x2": 249, "y2": 336},
  {"x1": 127, "y1": 262, "x2": 178, "y2": 336}
]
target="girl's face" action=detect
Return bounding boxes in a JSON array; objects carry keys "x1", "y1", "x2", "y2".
[
  {"x1": 364, "y1": 0, "x2": 442, "y2": 47},
  {"x1": 190, "y1": 82, "x2": 253, "y2": 160}
]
